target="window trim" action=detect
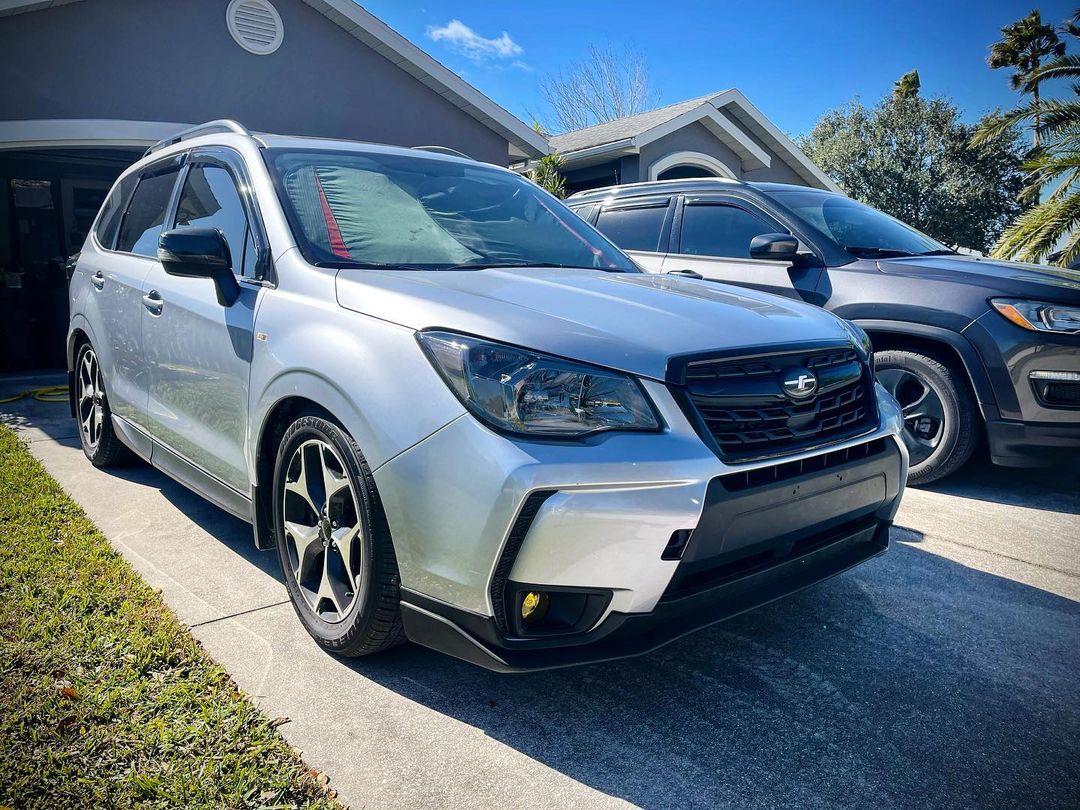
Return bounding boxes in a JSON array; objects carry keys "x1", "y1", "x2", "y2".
[
  {"x1": 171, "y1": 147, "x2": 273, "y2": 284},
  {"x1": 101, "y1": 153, "x2": 187, "y2": 261}
]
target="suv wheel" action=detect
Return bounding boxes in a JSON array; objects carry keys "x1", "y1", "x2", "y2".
[
  {"x1": 75, "y1": 342, "x2": 131, "y2": 467},
  {"x1": 875, "y1": 349, "x2": 978, "y2": 485},
  {"x1": 272, "y1": 413, "x2": 404, "y2": 656}
]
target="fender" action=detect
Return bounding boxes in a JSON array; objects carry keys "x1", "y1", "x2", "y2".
[
  {"x1": 854, "y1": 318, "x2": 998, "y2": 417},
  {"x1": 65, "y1": 315, "x2": 98, "y2": 419}
]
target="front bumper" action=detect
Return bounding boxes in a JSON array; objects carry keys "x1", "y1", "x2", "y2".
[
  {"x1": 402, "y1": 519, "x2": 891, "y2": 672},
  {"x1": 985, "y1": 418, "x2": 1080, "y2": 467},
  {"x1": 376, "y1": 379, "x2": 907, "y2": 671}
]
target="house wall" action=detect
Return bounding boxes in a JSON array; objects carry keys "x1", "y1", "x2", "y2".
[
  {"x1": 0, "y1": 0, "x2": 510, "y2": 164},
  {"x1": 638, "y1": 122, "x2": 745, "y2": 179},
  {"x1": 742, "y1": 161, "x2": 806, "y2": 185}
]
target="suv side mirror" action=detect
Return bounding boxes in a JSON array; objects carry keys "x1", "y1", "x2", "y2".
[
  {"x1": 158, "y1": 228, "x2": 240, "y2": 306},
  {"x1": 749, "y1": 233, "x2": 799, "y2": 263}
]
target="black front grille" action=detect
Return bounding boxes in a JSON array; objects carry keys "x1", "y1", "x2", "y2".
[{"x1": 672, "y1": 345, "x2": 877, "y2": 462}]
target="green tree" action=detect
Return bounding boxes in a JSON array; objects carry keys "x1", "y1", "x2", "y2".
[
  {"x1": 799, "y1": 91, "x2": 1027, "y2": 253},
  {"x1": 987, "y1": 9, "x2": 1065, "y2": 146},
  {"x1": 893, "y1": 69, "x2": 921, "y2": 100}
]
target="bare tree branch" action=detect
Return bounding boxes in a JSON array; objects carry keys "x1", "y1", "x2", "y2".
[{"x1": 536, "y1": 45, "x2": 658, "y2": 133}]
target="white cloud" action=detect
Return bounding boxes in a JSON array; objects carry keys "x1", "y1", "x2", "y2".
[{"x1": 427, "y1": 19, "x2": 523, "y2": 62}]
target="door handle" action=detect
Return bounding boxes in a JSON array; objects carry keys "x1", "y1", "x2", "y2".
[
  {"x1": 142, "y1": 290, "x2": 163, "y2": 315},
  {"x1": 666, "y1": 268, "x2": 704, "y2": 279},
  {"x1": 90, "y1": 271, "x2": 105, "y2": 290}
]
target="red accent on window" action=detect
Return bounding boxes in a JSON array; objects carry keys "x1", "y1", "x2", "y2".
[{"x1": 313, "y1": 171, "x2": 350, "y2": 260}]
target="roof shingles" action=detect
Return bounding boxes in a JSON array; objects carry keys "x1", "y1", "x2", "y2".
[{"x1": 549, "y1": 92, "x2": 728, "y2": 154}]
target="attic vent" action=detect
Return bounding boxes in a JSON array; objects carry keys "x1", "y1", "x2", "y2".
[{"x1": 226, "y1": 0, "x2": 283, "y2": 55}]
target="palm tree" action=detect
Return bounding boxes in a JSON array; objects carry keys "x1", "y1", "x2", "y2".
[
  {"x1": 974, "y1": 10, "x2": 1080, "y2": 264},
  {"x1": 987, "y1": 10, "x2": 1066, "y2": 146},
  {"x1": 974, "y1": 96, "x2": 1080, "y2": 263},
  {"x1": 892, "y1": 70, "x2": 921, "y2": 100}
]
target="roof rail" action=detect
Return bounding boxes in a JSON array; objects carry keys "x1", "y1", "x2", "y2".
[
  {"x1": 412, "y1": 145, "x2": 470, "y2": 159},
  {"x1": 144, "y1": 120, "x2": 253, "y2": 157}
]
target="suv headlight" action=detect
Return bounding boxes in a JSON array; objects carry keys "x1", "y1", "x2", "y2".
[
  {"x1": 418, "y1": 331, "x2": 661, "y2": 437},
  {"x1": 839, "y1": 318, "x2": 875, "y2": 373},
  {"x1": 992, "y1": 299, "x2": 1080, "y2": 335}
]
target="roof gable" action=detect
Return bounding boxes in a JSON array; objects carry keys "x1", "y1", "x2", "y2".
[
  {"x1": 0, "y1": 0, "x2": 549, "y2": 158},
  {"x1": 549, "y1": 90, "x2": 840, "y2": 193}
]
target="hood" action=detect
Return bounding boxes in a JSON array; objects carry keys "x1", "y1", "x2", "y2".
[
  {"x1": 335, "y1": 267, "x2": 855, "y2": 381},
  {"x1": 877, "y1": 254, "x2": 1080, "y2": 301}
]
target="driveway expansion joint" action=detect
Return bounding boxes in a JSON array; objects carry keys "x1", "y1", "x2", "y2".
[{"x1": 189, "y1": 600, "x2": 291, "y2": 629}]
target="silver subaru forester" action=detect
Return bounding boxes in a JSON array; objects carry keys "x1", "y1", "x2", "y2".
[{"x1": 68, "y1": 121, "x2": 907, "y2": 671}]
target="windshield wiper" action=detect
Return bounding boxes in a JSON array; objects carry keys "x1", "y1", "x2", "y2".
[
  {"x1": 843, "y1": 246, "x2": 916, "y2": 258},
  {"x1": 917, "y1": 249, "x2": 958, "y2": 256}
]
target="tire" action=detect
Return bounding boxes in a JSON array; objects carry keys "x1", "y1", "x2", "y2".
[
  {"x1": 875, "y1": 349, "x2": 978, "y2": 485},
  {"x1": 272, "y1": 412, "x2": 404, "y2": 656},
  {"x1": 74, "y1": 342, "x2": 131, "y2": 468}
]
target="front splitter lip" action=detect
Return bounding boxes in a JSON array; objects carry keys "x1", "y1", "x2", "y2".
[{"x1": 400, "y1": 519, "x2": 892, "y2": 673}]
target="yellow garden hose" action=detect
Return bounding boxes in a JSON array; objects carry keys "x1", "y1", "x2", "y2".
[{"x1": 0, "y1": 385, "x2": 69, "y2": 404}]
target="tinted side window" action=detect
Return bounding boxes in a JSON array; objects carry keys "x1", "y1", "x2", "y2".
[
  {"x1": 681, "y1": 204, "x2": 780, "y2": 259},
  {"x1": 116, "y1": 170, "x2": 181, "y2": 257},
  {"x1": 174, "y1": 165, "x2": 255, "y2": 277},
  {"x1": 594, "y1": 205, "x2": 667, "y2": 252},
  {"x1": 95, "y1": 174, "x2": 137, "y2": 250},
  {"x1": 569, "y1": 203, "x2": 597, "y2": 223}
]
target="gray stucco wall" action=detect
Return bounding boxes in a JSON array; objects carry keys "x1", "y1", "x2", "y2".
[
  {"x1": 638, "y1": 122, "x2": 745, "y2": 180},
  {"x1": 741, "y1": 160, "x2": 807, "y2": 185},
  {"x1": 0, "y1": 0, "x2": 511, "y2": 164}
]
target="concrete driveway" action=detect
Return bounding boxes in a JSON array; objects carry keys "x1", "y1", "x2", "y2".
[{"x1": 4, "y1": 371, "x2": 1079, "y2": 809}]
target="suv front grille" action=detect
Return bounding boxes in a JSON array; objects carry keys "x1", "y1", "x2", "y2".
[{"x1": 671, "y1": 345, "x2": 877, "y2": 462}]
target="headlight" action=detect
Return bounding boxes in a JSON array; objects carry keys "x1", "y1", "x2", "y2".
[
  {"x1": 417, "y1": 331, "x2": 661, "y2": 437},
  {"x1": 839, "y1": 319, "x2": 875, "y2": 372},
  {"x1": 991, "y1": 299, "x2": 1080, "y2": 335}
]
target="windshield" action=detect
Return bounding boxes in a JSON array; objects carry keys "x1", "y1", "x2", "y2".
[
  {"x1": 264, "y1": 148, "x2": 635, "y2": 272},
  {"x1": 771, "y1": 190, "x2": 951, "y2": 258}
]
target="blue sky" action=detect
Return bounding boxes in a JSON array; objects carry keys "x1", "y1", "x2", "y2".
[{"x1": 360, "y1": 0, "x2": 1076, "y2": 136}]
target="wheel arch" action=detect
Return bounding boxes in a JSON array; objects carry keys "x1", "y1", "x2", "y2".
[
  {"x1": 855, "y1": 319, "x2": 997, "y2": 420},
  {"x1": 249, "y1": 370, "x2": 382, "y2": 551},
  {"x1": 66, "y1": 318, "x2": 96, "y2": 418}
]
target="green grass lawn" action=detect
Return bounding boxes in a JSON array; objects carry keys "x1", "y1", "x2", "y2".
[{"x1": 0, "y1": 426, "x2": 341, "y2": 809}]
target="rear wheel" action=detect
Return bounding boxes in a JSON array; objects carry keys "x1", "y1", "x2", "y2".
[
  {"x1": 74, "y1": 342, "x2": 131, "y2": 467},
  {"x1": 272, "y1": 413, "x2": 404, "y2": 656},
  {"x1": 875, "y1": 349, "x2": 978, "y2": 485}
]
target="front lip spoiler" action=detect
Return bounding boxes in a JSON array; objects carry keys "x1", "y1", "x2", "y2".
[{"x1": 400, "y1": 519, "x2": 891, "y2": 673}]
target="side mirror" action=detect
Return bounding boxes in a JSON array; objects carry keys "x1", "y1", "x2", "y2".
[
  {"x1": 158, "y1": 227, "x2": 240, "y2": 306},
  {"x1": 750, "y1": 233, "x2": 799, "y2": 263}
]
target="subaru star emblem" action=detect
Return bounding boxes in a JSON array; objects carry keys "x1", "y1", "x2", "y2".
[{"x1": 782, "y1": 367, "x2": 818, "y2": 400}]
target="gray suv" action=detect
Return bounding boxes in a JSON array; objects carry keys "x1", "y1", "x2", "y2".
[
  {"x1": 570, "y1": 179, "x2": 1080, "y2": 484},
  {"x1": 68, "y1": 122, "x2": 906, "y2": 671}
]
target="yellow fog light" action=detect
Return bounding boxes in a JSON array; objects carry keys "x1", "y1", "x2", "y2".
[{"x1": 520, "y1": 591, "x2": 549, "y2": 622}]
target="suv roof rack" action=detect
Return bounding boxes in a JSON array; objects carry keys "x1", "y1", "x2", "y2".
[
  {"x1": 412, "y1": 145, "x2": 470, "y2": 159},
  {"x1": 144, "y1": 120, "x2": 253, "y2": 157}
]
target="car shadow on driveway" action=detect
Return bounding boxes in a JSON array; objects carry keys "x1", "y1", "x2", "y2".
[
  {"x1": 346, "y1": 542, "x2": 1080, "y2": 809},
  {"x1": 922, "y1": 455, "x2": 1080, "y2": 515}
]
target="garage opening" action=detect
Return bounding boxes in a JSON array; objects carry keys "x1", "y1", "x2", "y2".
[{"x1": 0, "y1": 147, "x2": 142, "y2": 371}]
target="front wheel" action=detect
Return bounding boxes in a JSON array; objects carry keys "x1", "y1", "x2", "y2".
[
  {"x1": 272, "y1": 413, "x2": 404, "y2": 657},
  {"x1": 74, "y1": 342, "x2": 131, "y2": 468},
  {"x1": 875, "y1": 349, "x2": 978, "y2": 485}
]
